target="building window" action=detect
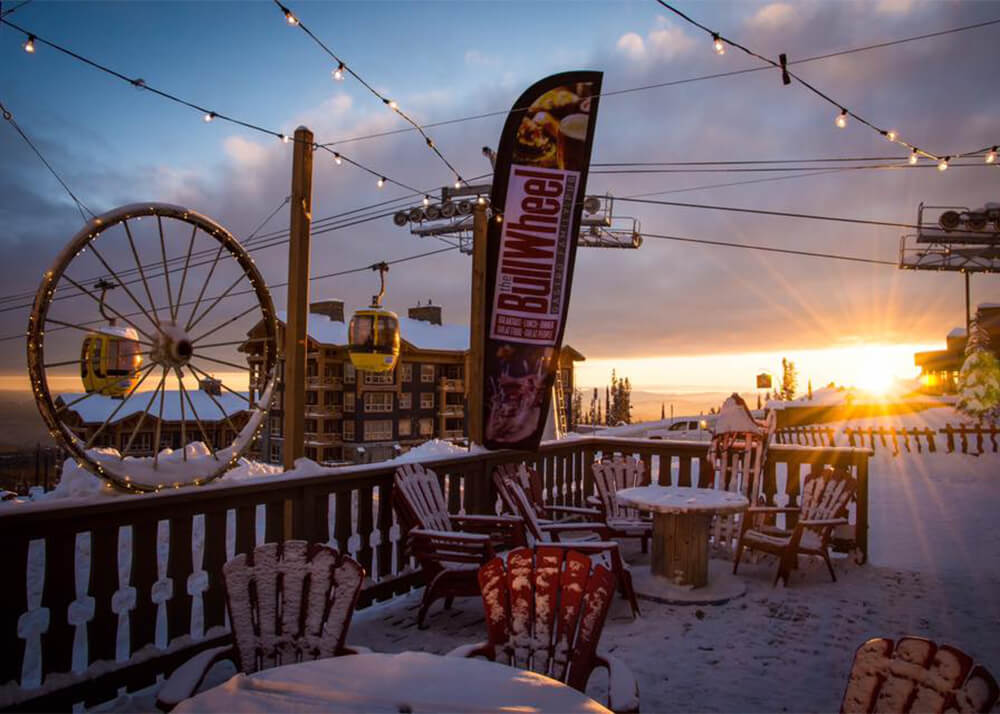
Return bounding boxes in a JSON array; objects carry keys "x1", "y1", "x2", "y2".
[
  {"x1": 343, "y1": 421, "x2": 355, "y2": 440},
  {"x1": 420, "y1": 364, "x2": 435, "y2": 383},
  {"x1": 364, "y1": 420, "x2": 393, "y2": 441},
  {"x1": 344, "y1": 392, "x2": 355, "y2": 411},
  {"x1": 124, "y1": 432, "x2": 151, "y2": 452},
  {"x1": 305, "y1": 419, "x2": 317, "y2": 433},
  {"x1": 364, "y1": 371, "x2": 395, "y2": 385},
  {"x1": 344, "y1": 363, "x2": 356, "y2": 383},
  {"x1": 305, "y1": 447, "x2": 317, "y2": 461},
  {"x1": 418, "y1": 418, "x2": 433, "y2": 436},
  {"x1": 269, "y1": 417, "x2": 281, "y2": 437},
  {"x1": 399, "y1": 393, "x2": 411, "y2": 410},
  {"x1": 269, "y1": 443, "x2": 281, "y2": 464},
  {"x1": 306, "y1": 391, "x2": 318, "y2": 405},
  {"x1": 420, "y1": 392, "x2": 434, "y2": 410},
  {"x1": 323, "y1": 419, "x2": 339, "y2": 434},
  {"x1": 446, "y1": 364, "x2": 463, "y2": 379},
  {"x1": 400, "y1": 363, "x2": 412, "y2": 382},
  {"x1": 398, "y1": 419, "x2": 412, "y2": 437},
  {"x1": 307, "y1": 360, "x2": 318, "y2": 377},
  {"x1": 364, "y1": 392, "x2": 393, "y2": 413},
  {"x1": 323, "y1": 390, "x2": 336, "y2": 405}
]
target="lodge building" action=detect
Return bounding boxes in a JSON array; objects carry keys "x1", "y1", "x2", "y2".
[{"x1": 914, "y1": 303, "x2": 1000, "y2": 394}]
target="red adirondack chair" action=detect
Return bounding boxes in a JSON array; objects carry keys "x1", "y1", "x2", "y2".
[
  {"x1": 493, "y1": 462, "x2": 601, "y2": 523},
  {"x1": 591, "y1": 456, "x2": 652, "y2": 554},
  {"x1": 449, "y1": 546, "x2": 640, "y2": 713},
  {"x1": 156, "y1": 541, "x2": 366, "y2": 710},
  {"x1": 733, "y1": 465, "x2": 856, "y2": 585},
  {"x1": 502, "y1": 475, "x2": 639, "y2": 617},
  {"x1": 393, "y1": 463, "x2": 524, "y2": 628},
  {"x1": 841, "y1": 637, "x2": 998, "y2": 713}
]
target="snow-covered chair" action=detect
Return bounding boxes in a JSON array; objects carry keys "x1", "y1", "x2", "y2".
[
  {"x1": 155, "y1": 541, "x2": 366, "y2": 711},
  {"x1": 502, "y1": 474, "x2": 639, "y2": 617},
  {"x1": 392, "y1": 463, "x2": 524, "y2": 628},
  {"x1": 841, "y1": 637, "x2": 998, "y2": 713},
  {"x1": 705, "y1": 394, "x2": 774, "y2": 557},
  {"x1": 448, "y1": 546, "x2": 640, "y2": 713},
  {"x1": 493, "y1": 462, "x2": 601, "y2": 523},
  {"x1": 734, "y1": 465, "x2": 855, "y2": 585},
  {"x1": 591, "y1": 456, "x2": 652, "y2": 553}
]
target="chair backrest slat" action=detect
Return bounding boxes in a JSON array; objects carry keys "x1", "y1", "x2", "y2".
[
  {"x1": 505, "y1": 477, "x2": 547, "y2": 544},
  {"x1": 800, "y1": 467, "x2": 855, "y2": 523},
  {"x1": 494, "y1": 463, "x2": 546, "y2": 520},
  {"x1": 394, "y1": 463, "x2": 451, "y2": 531},
  {"x1": 592, "y1": 456, "x2": 645, "y2": 520}
]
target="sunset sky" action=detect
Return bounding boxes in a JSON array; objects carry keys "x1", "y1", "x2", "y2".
[{"x1": 1, "y1": 0, "x2": 998, "y2": 398}]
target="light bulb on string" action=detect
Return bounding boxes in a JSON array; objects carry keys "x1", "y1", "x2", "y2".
[
  {"x1": 835, "y1": 110, "x2": 848, "y2": 129},
  {"x1": 281, "y1": 134, "x2": 290, "y2": 144},
  {"x1": 377, "y1": 176, "x2": 386, "y2": 189},
  {"x1": 937, "y1": 157, "x2": 949, "y2": 172},
  {"x1": 423, "y1": 195, "x2": 430, "y2": 207},
  {"x1": 986, "y1": 147, "x2": 997, "y2": 164},
  {"x1": 23, "y1": 35, "x2": 36, "y2": 53},
  {"x1": 454, "y1": 179, "x2": 462, "y2": 190},
  {"x1": 203, "y1": 112, "x2": 215, "y2": 123},
  {"x1": 284, "y1": 9, "x2": 298, "y2": 25},
  {"x1": 385, "y1": 99, "x2": 398, "y2": 110},
  {"x1": 885, "y1": 129, "x2": 897, "y2": 142},
  {"x1": 333, "y1": 152, "x2": 342, "y2": 165},
  {"x1": 332, "y1": 63, "x2": 345, "y2": 81},
  {"x1": 909, "y1": 150, "x2": 919, "y2": 165},
  {"x1": 477, "y1": 195, "x2": 486, "y2": 205},
  {"x1": 712, "y1": 34, "x2": 725, "y2": 55}
]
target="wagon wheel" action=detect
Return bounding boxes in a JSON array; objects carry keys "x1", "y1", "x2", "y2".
[{"x1": 26, "y1": 203, "x2": 278, "y2": 492}]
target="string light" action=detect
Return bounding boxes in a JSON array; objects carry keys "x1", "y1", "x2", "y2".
[
  {"x1": 386, "y1": 99, "x2": 398, "y2": 111},
  {"x1": 454, "y1": 179, "x2": 462, "y2": 189},
  {"x1": 477, "y1": 195, "x2": 486, "y2": 205},
  {"x1": 835, "y1": 110, "x2": 848, "y2": 129},
  {"x1": 712, "y1": 33, "x2": 725, "y2": 55},
  {"x1": 203, "y1": 112, "x2": 215, "y2": 123},
  {"x1": 423, "y1": 195, "x2": 430, "y2": 207},
  {"x1": 987, "y1": 147, "x2": 997, "y2": 164},
  {"x1": 909, "y1": 149, "x2": 919, "y2": 165},
  {"x1": 885, "y1": 129, "x2": 897, "y2": 142},
  {"x1": 332, "y1": 62, "x2": 345, "y2": 81},
  {"x1": 333, "y1": 152, "x2": 342, "y2": 165},
  {"x1": 23, "y1": 34, "x2": 35, "y2": 53},
  {"x1": 937, "y1": 156, "x2": 950, "y2": 172},
  {"x1": 281, "y1": 134, "x2": 290, "y2": 144},
  {"x1": 377, "y1": 176, "x2": 385, "y2": 188},
  {"x1": 283, "y1": 7, "x2": 298, "y2": 25}
]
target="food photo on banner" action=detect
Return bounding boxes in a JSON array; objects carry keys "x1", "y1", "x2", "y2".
[{"x1": 482, "y1": 71, "x2": 602, "y2": 451}]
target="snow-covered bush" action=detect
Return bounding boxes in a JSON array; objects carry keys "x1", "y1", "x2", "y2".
[{"x1": 956, "y1": 319, "x2": 1000, "y2": 421}]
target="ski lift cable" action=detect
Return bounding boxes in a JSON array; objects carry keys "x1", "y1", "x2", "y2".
[{"x1": 640, "y1": 231, "x2": 896, "y2": 266}]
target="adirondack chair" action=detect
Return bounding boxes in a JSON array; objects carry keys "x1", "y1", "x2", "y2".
[
  {"x1": 448, "y1": 546, "x2": 640, "y2": 713},
  {"x1": 393, "y1": 463, "x2": 524, "y2": 628},
  {"x1": 591, "y1": 456, "x2": 652, "y2": 553},
  {"x1": 156, "y1": 541, "x2": 365, "y2": 711},
  {"x1": 705, "y1": 394, "x2": 774, "y2": 557},
  {"x1": 733, "y1": 465, "x2": 856, "y2": 585},
  {"x1": 493, "y1": 462, "x2": 601, "y2": 523},
  {"x1": 841, "y1": 637, "x2": 998, "y2": 713},
  {"x1": 502, "y1": 475, "x2": 639, "y2": 617}
]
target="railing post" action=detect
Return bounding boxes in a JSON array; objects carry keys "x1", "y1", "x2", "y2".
[{"x1": 855, "y1": 452, "x2": 869, "y2": 562}]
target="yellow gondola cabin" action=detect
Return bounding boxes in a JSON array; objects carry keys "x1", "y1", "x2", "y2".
[
  {"x1": 80, "y1": 325, "x2": 143, "y2": 397},
  {"x1": 348, "y1": 262, "x2": 400, "y2": 373}
]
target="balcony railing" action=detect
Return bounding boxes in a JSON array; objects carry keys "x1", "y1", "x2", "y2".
[
  {"x1": 0, "y1": 437, "x2": 870, "y2": 710},
  {"x1": 304, "y1": 432, "x2": 342, "y2": 445},
  {"x1": 306, "y1": 376, "x2": 344, "y2": 389},
  {"x1": 439, "y1": 378, "x2": 464, "y2": 391},
  {"x1": 437, "y1": 405, "x2": 464, "y2": 418}
]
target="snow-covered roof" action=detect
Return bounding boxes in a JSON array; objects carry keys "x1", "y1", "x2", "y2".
[
  {"x1": 276, "y1": 310, "x2": 469, "y2": 352},
  {"x1": 947, "y1": 327, "x2": 967, "y2": 338},
  {"x1": 57, "y1": 391, "x2": 249, "y2": 425}
]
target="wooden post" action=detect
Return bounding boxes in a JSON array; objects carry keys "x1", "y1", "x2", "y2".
[
  {"x1": 964, "y1": 271, "x2": 971, "y2": 336},
  {"x1": 466, "y1": 202, "x2": 488, "y2": 446},
  {"x1": 283, "y1": 126, "x2": 313, "y2": 474}
]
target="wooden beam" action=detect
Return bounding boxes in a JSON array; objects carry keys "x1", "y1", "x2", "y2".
[{"x1": 466, "y1": 203, "x2": 488, "y2": 445}]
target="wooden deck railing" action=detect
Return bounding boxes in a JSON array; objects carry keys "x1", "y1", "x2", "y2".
[{"x1": 0, "y1": 437, "x2": 870, "y2": 711}]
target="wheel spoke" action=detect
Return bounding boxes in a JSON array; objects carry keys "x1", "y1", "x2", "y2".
[
  {"x1": 121, "y1": 369, "x2": 167, "y2": 459},
  {"x1": 174, "y1": 224, "x2": 198, "y2": 325},
  {"x1": 152, "y1": 366, "x2": 168, "y2": 469},
  {"x1": 176, "y1": 368, "x2": 187, "y2": 461},
  {"x1": 185, "y1": 244, "x2": 225, "y2": 332},
  {"x1": 191, "y1": 339, "x2": 252, "y2": 350},
  {"x1": 189, "y1": 303, "x2": 261, "y2": 345},
  {"x1": 187, "y1": 362, "x2": 252, "y2": 405},
  {"x1": 123, "y1": 219, "x2": 162, "y2": 328},
  {"x1": 44, "y1": 317, "x2": 155, "y2": 346},
  {"x1": 187, "y1": 271, "x2": 246, "y2": 333},
  {"x1": 177, "y1": 371, "x2": 220, "y2": 461},
  {"x1": 157, "y1": 216, "x2": 176, "y2": 324},
  {"x1": 84, "y1": 363, "x2": 158, "y2": 449},
  {"x1": 59, "y1": 273, "x2": 158, "y2": 343},
  {"x1": 192, "y1": 354, "x2": 252, "y2": 373},
  {"x1": 56, "y1": 390, "x2": 99, "y2": 414},
  {"x1": 88, "y1": 242, "x2": 164, "y2": 337},
  {"x1": 182, "y1": 365, "x2": 239, "y2": 441}
]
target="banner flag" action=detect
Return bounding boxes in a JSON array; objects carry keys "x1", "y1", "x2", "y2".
[{"x1": 481, "y1": 71, "x2": 602, "y2": 451}]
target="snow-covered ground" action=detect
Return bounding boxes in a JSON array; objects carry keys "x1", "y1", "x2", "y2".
[{"x1": 9, "y1": 408, "x2": 1000, "y2": 712}]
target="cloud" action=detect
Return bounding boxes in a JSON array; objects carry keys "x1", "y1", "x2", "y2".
[
  {"x1": 876, "y1": 0, "x2": 914, "y2": 14},
  {"x1": 616, "y1": 23, "x2": 695, "y2": 64},
  {"x1": 616, "y1": 32, "x2": 646, "y2": 62},
  {"x1": 747, "y1": 3, "x2": 798, "y2": 28},
  {"x1": 223, "y1": 136, "x2": 269, "y2": 167}
]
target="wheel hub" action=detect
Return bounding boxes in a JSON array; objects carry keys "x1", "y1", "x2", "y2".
[{"x1": 152, "y1": 322, "x2": 194, "y2": 368}]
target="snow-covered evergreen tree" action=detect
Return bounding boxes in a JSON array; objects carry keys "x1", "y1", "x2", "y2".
[{"x1": 956, "y1": 318, "x2": 1000, "y2": 420}]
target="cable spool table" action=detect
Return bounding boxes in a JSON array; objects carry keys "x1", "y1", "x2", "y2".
[{"x1": 617, "y1": 485, "x2": 749, "y2": 605}]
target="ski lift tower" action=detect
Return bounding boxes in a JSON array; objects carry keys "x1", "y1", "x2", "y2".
[{"x1": 898, "y1": 202, "x2": 1000, "y2": 333}]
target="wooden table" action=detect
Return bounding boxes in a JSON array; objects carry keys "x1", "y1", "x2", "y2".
[
  {"x1": 618, "y1": 485, "x2": 748, "y2": 604},
  {"x1": 173, "y1": 651, "x2": 610, "y2": 713}
]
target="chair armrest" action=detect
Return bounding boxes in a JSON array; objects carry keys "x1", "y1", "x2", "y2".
[
  {"x1": 595, "y1": 652, "x2": 640, "y2": 714},
  {"x1": 542, "y1": 505, "x2": 602, "y2": 519},
  {"x1": 156, "y1": 644, "x2": 235, "y2": 711},
  {"x1": 408, "y1": 528, "x2": 494, "y2": 565},
  {"x1": 798, "y1": 517, "x2": 849, "y2": 527},
  {"x1": 540, "y1": 522, "x2": 603, "y2": 536},
  {"x1": 452, "y1": 515, "x2": 526, "y2": 547},
  {"x1": 339, "y1": 644, "x2": 373, "y2": 655},
  {"x1": 747, "y1": 506, "x2": 800, "y2": 514},
  {"x1": 446, "y1": 641, "x2": 493, "y2": 659}
]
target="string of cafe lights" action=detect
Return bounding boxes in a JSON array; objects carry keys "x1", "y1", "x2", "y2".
[
  {"x1": 653, "y1": 0, "x2": 998, "y2": 170},
  {"x1": 1, "y1": 17, "x2": 437, "y2": 194},
  {"x1": 273, "y1": 0, "x2": 468, "y2": 191},
  {"x1": 318, "y1": 17, "x2": 1000, "y2": 150}
]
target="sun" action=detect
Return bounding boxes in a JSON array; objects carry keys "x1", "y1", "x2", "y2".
[{"x1": 847, "y1": 347, "x2": 899, "y2": 395}]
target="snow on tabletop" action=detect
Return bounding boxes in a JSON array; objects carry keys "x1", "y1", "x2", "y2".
[{"x1": 617, "y1": 485, "x2": 748, "y2": 514}]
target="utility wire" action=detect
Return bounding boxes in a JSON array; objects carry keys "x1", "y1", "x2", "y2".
[
  {"x1": 653, "y1": 1, "x2": 998, "y2": 163},
  {"x1": 0, "y1": 17, "x2": 428, "y2": 194},
  {"x1": 592, "y1": 162, "x2": 988, "y2": 175},
  {"x1": 319, "y1": 17, "x2": 1000, "y2": 148},
  {"x1": 1, "y1": 0, "x2": 32, "y2": 17},
  {"x1": 274, "y1": 0, "x2": 467, "y2": 186},
  {"x1": 640, "y1": 231, "x2": 896, "y2": 265},
  {"x1": 0, "y1": 98, "x2": 94, "y2": 222}
]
